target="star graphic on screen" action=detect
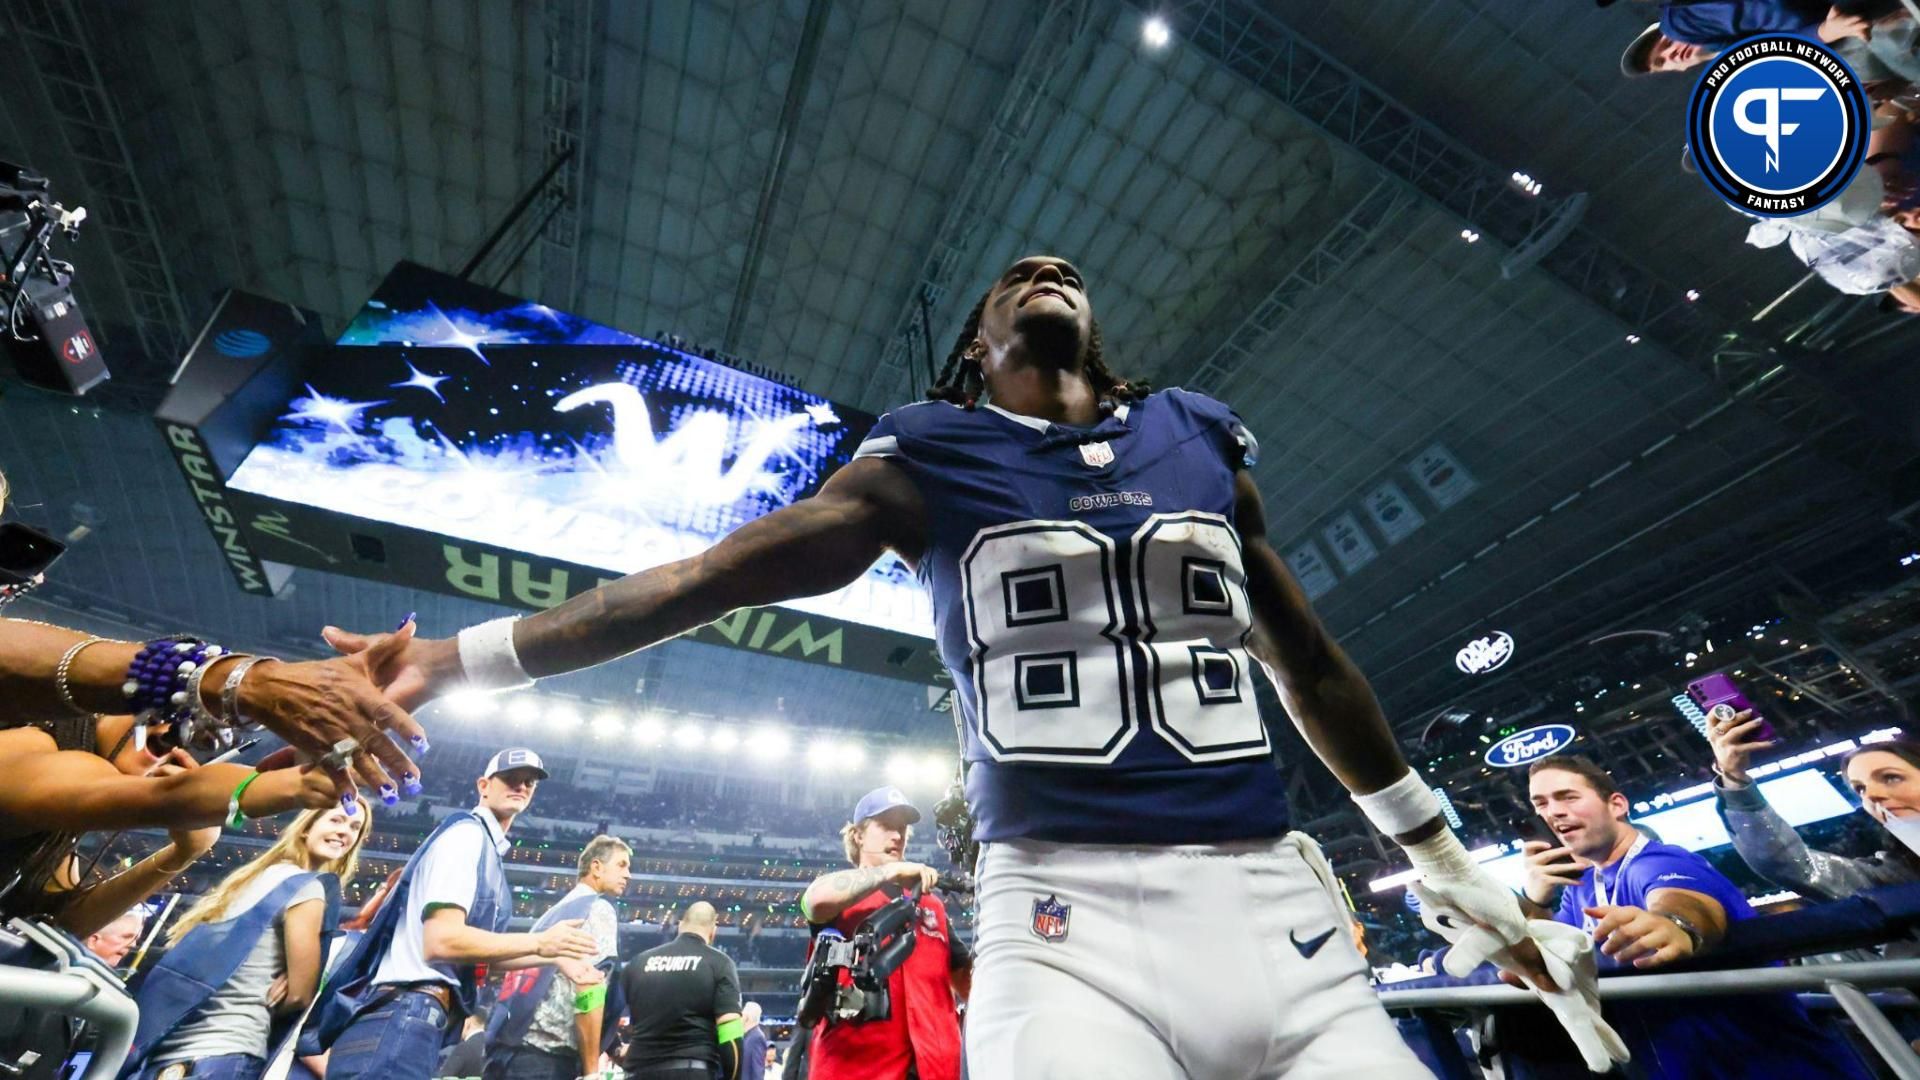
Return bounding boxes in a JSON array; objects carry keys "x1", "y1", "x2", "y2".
[
  {"x1": 391, "y1": 363, "x2": 451, "y2": 402},
  {"x1": 284, "y1": 385, "x2": 386, "y2": 430},
  {"x1": 426, "y1": 302, "x2": 495, "y2": 364},
  {"x1": 804, "y1": 402, "x2": 840, "y2": 427}
]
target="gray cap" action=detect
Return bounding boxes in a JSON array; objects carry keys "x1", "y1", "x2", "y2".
[
  {"x1": 1621, "y1": 23, "x2": 1662, "y2": 78},
  {"x1": 483, "y1": 746, "x2": 549, "y2": 780}
]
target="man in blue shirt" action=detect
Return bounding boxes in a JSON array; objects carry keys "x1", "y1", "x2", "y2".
[
  {"x1": 1620, "y1": 2, "x2": 1878, "y2": 76},
  {"x1": 1519, "y1": 754, "x2": 1870, "y2": 1079}
]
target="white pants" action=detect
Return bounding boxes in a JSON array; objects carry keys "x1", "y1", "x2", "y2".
[{"x1": 965, "y1": 833, "x2": 1432, "y2": 1079}]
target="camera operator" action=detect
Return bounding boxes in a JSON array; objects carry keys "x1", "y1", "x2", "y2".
[{"x1": 798, "y1": 788, "x2": 967, "y2": 1080}]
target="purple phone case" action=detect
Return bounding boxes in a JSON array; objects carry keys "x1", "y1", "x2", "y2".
[{"x1": 1687, "y1": 673, "x2": 1776, "y2": 741}]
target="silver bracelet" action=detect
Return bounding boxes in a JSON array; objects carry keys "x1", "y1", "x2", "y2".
[
  {"x1": 53, "y1": 636, "x2": 108, "y2": 716},
  {"x1": 220, "y1": 656, "x2": 270, "y2": 728}
]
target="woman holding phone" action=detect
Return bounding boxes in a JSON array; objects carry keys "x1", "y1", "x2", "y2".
[
  {"x1": 121, "y1": 804, "x2": 371, "y2": 1080},
  {"x1": 1707, "y1": 710, "x2": 1920, "y2": 901}
]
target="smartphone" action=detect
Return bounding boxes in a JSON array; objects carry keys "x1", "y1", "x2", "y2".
[
  {"x1": 0, "y1": 521, "x2": 65, "y2": 585},
  {"x1": 1687, "y1": 672, "x2": 1775, "y2": 742}
]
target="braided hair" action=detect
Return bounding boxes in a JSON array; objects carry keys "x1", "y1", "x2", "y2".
[{"x1": 926, "y1": 287, "x2": 1150, "y2": 410}]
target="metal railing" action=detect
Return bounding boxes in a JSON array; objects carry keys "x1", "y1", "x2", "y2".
[
  {"x1": 0, "y1": 919, "x2": 138, "y2": 1080},
  {"x1": 1379, "y1": 958, "x2": 1920, "y2": 1079}
]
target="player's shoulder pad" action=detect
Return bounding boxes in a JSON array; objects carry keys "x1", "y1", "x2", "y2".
[
  {"x1": 1155, "y1": 386, "x2": 1258, "y2": 467},
  {"x1": 854, "y1": 400, "x2": 964, "y2": 461}
]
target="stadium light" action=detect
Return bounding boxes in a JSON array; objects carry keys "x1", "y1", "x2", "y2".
[
  {"x1": 547, "y1": 702, "x2": 582, "y2": 729},
  {"x1": 590, "y1": 710, "x2": 625, "y2": 739},
  {"x1": 710, "y1": 728, "x2": 740, "y2": 752},
  {"x1": 675, "y1": 722, "x2": 706, "y2": 750},
  {"x1": 886, "y1": 753, "x2": 919, "y2": 786},
  {"x1": 633, "y1": 713, "x2": 666, "y2": 745},
  {"x1": 444, "y1": 691, "x2": 496, "y2": 718},
  {"x1": 1141, "y1": 15, "x2": 1171, "y2": 49},
  {"x1": 921, "y1": 755, "x2": 954, "y2": 786},
  {"x1": 505, "y1": 697, "x2": 539, "y2": 726},
  {"x1": 807, "y1": 740, "x2": 839, "y2": 769},
  {"x1": 749, "y1": 727, "x2": 792, "y2": 760}
]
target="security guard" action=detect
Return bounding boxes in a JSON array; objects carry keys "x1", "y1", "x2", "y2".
[{"x1": 619, "y1": 901, "x2": 744, "y2": 1080}]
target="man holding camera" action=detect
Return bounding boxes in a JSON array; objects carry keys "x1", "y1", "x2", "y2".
[{"x1": 799, "y1": 787, "x2": 967, "y2": 1080}]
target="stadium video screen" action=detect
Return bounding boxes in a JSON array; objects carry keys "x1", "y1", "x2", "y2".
[{"x1": 226, "y1": 264, "x2": 932, "y2": 636}]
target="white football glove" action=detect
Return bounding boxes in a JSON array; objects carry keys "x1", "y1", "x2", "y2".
[{"x1": 1411, "y1": 860, "x2": 1630, "y2": 1073}]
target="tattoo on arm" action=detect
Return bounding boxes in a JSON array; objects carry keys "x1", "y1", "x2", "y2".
[{"x1": 804, "y1": 865, "x2": 890, "y2": 921}]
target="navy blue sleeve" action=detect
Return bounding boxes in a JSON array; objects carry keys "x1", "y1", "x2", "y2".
[
  {"x1": 1167, "y1": 389, "x2": 1258, "y2": 469},
  {"x1": 852, "y1": 411, "x2": 902, "y2": 462}
]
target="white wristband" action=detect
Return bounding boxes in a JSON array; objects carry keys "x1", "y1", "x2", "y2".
[
  {"x1": 1402, "y1": 827, "x2": 1480, "y2": 881},
  {"x1": 456, "y1": 617, "x2": 535, "y2": 692},
  {"x1": 1351, "y1": 768, "x2": 1443, "y2": 838}
]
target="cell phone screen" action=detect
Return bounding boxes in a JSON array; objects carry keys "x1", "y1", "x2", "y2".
[{"x1": 0, "y1": 522, "x2": 65, "y2": 583}]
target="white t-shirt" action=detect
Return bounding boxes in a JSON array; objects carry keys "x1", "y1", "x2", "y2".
[
  {"x1": 153, "y1": 863, "x2": 326, "y2": 1063},
  {"x1": 372, "y1": 811, "x2": 509, "y2": 988}
]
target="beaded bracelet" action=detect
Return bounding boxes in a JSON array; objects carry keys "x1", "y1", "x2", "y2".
[{"x1": 123, "y1": 638, "x2": 225, "y2": 748}]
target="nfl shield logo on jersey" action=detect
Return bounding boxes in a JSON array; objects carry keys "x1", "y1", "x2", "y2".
[
  {"x1": 1078, "y1": 440, "x2": 1114, "y2": 468},
  {"x1": 1030, "y1": 894, "x2": 1071, "y2": 942}
]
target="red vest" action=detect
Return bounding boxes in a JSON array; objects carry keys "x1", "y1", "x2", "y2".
[{"x1": 807, "y1": 888, "x2": 962, "y2": 1080}]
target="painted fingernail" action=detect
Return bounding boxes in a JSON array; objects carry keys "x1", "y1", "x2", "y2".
[
  {"x1": 379, "y1": 784, "x2": 399, "y2": 806},
  {"x1": 402, "y1": 773, "x2": 423, "y2": 797},
  {"x1": 396, "y1": 611, "x2": 416, "y2": 631},
  {"x1": 409, "y1": 734, "x2": 431, "y2": 754},
  {"x1": 341, "y1": 792, "x2": 359, "y2": 817}
]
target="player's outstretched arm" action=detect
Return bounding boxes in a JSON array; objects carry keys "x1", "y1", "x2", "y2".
[
  {"x1": 323, "y1": 457, "x2": 925, "y2": 708},
  {"x1": 1236, "y1": 474, "x2": 1550, "y2": 976},
  {"x1": 1232, "y1": 471, "x2": 1422, "y2": 821}
]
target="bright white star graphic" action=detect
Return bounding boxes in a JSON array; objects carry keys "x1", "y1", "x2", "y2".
[
  {"x1": 391, "y1": 363, "x2": 451, "y2": 402},
  {"x1": 284, "y1": 385, "x2": 386, "y2": 430},
  {"x1": 427, "y1": 302, "x2": 495, "y2": 364},
  {"x1": 804, "y1": 402, "x2": 841, "y2": 427}
]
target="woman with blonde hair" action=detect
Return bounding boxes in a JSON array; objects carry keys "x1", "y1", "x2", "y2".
[{"x1": 120, "y1": 804, "x2": 373, "y2": 1080}]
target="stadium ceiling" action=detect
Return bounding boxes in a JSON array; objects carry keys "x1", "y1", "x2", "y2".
[{"x1": 2, "y1": 0, "x2": 1917, "y2": 748}]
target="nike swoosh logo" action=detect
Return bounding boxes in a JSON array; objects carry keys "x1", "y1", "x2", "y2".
[{"x1": 1290, "y1": 926, "x2": 1339, "y2": 959}]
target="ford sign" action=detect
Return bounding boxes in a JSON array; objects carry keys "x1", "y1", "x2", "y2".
[
  {"x1": 1455, "y1": 631, "x2": 1514, "y2": 675},
  {"x1": 1484, "y1": 723, "x2": 1577, "y2": 768}
]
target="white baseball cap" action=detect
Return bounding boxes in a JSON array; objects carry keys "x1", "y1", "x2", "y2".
[{"x1": 484, "y1": 747, "x2": 549, "y2": 780}]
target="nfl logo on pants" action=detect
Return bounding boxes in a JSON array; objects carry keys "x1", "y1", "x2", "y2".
[{"x1": 1030, "y1": 894, "x2": 1070, "y2": 942}]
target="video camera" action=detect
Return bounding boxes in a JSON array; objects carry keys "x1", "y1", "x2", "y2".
[
  {"x1": 1, "y1": 161, "x2": 103, "y2": 395},
  {"x1": 794, "y1": 872, "x2": 974, "y2": 1029},
  {"x1": 795, "y1": 891, "x2": 920, "y2": 1027},
  {"x1": 933, "y1": 779, "x2": 978, "y2": 874}
]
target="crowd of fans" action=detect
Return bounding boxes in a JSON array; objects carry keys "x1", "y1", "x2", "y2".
[{"x1": 1617, "y1": 2, "x2": 1920, "y2": 311}]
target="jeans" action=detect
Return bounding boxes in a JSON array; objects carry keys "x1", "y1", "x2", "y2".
[
  {"x1": 138, "y1": 1053, "x2": 266, "y2": 1080},
  {"x1": 485, "y1": 1045, "x2": 580, "y2": 1080},
  {"x1": 326, "y1": 989, "x2": 451, "y2": 1080}
]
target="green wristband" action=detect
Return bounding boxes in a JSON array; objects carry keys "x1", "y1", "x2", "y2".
[
  {"x1": 573, "y1": 982, "x2": 606, "y2": 1013},
  {"x1": 226, "y1": 770, "x2": 264, "y2": 830},
  {"x1": 716, "y1": 1016, "x2": 744, "y2": 1043}
]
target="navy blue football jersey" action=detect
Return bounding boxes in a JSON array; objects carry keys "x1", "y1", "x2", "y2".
[{"x1": 853, "y1": 388, "x2": 1290, "y2": 844}]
